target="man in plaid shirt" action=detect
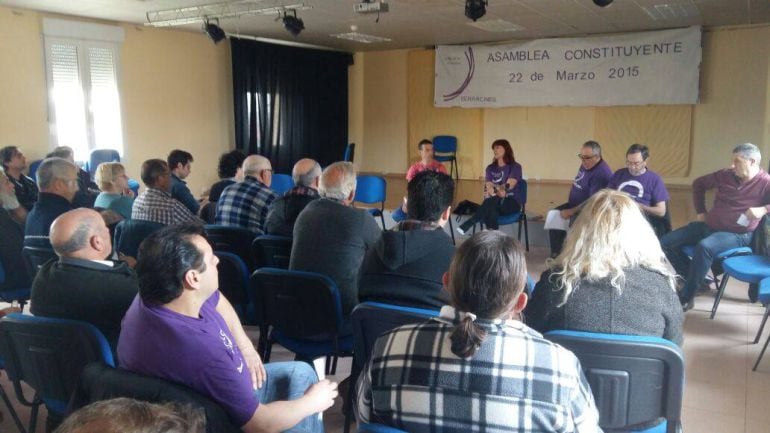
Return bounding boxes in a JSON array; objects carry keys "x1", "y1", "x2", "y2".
[
  {"x1": 356, "y1": 231, "x2": 601, "y2": 433},
  {"x1": 132, "y1": 159, "x2": 201, "y2": 226},
  {"x1": 215, "y1": 155, "x2": 277, "y2": 235}
]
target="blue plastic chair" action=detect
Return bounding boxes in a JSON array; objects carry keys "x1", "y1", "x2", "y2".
[
  {"x1": 344, "y1": 302, "x2": 439, "y2": 433},
  {"x1": 250, "y1": 268, "x2": 353, "y2": 374},
  {"x1": 204, "y1": 225, "x2": 257, "y2": 271},
  {"x1": 752, "y1": 277, "x2": 770, "y2": 370},
  {"x1": 432, "y1": 135, "x2": 458, "y2": 181},
  {"x1": 0, "y1": 313, "x2": 114, "y2": 433},
  {"x1": 712, "y1": 253, "x2": 770, "y2": 320},
  {"x1": 28, "y1": 159, "x2": 43, "y2": 181},
  {"x1": 358, "y1": 424, "x2": 408, "y2": 433},
  {"x1": 545, "y1": 330, "x2": 684, "y2": 433},
  {"x1": 354, "y1": 175, "x2": 387, "y2": 230},
  {"x1": 21, "y1": 245, "x2": 57, "y2": 281},
  {"x1": 215, "y1": 251, "x2": 254, "y2": 326},
  {"x1": 252, "y1": 235, "x2": 293, "y2": 269},
  {"x1": 0, "y1": 257, "x2": 31, "y2": 310},
  {"x1": 87, "y1": 149, "x2": 120, "y2": 176},
  {"x1": 270, "y1": 173, "x2": 295, "y2": 196},
  {"x1": 127, "y1": 178, "x2": 140, "y2": 196},
  {"x1": 113, "y1": 219, "x2": 165, "y2": 258},
  {"x1": 496, "y1": 178, "x2": 529, "y2": 251},
  {"x1": 681, "y1": 245, "x2": 751, "y2": 295},
  {"x1": 344, "y1": 143, "x2": 356, "y2": 162}
]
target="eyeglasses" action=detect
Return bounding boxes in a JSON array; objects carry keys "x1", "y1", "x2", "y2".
[
  {"x1": 626, "y1": 160, "x2": 645, "y2": 167},
  {"x1": 577, "y1": 154, "x2": 597, "y2": 161}
]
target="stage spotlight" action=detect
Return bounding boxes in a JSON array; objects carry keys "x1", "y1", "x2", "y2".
[
  {"x1": 203, "y1": 19, "x2": 226, "y2": 43},
  {"x1": 465, "y1": 0, "x2": 487, "y2": 21},
  {"x1": 593, "y1": 0, "x2": 613, "y2": 7},
  {"x1": 283, "y1": 10, "x2": 305, "y2": 36}
]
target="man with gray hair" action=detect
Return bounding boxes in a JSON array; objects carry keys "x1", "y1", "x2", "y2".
[
  {"x1": 216, "y1": 154, "x2": 277, "y2": 234},
  {"x1": 24, "y1": 157, "x2": 79, "y2": 247},
  {"x1": 265, "y1": 158, "x2": 322, "y2": 236},
  {"x1": 30, "y1": 208, "x2": 138, "y2": 348},
  {"x1": 662, "y1": 143, "x2": 770, "y2": 311},
  {"x1": 0, "y1": 166, "x2": 30, "y2": 293},
  {"x1": 290, "y1": 161, "x2": 381, "y2": 315}
]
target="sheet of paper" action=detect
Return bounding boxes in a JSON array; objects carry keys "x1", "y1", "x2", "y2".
[
  {"x1": 737, "y1": 213, "x2": 749, "y2": 227},
  {"x1": 544, "y1": 209, "x2": 570, "y2": 231}
]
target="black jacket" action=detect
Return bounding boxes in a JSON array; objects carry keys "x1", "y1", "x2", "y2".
[
  {"x1": 265, "y1": 189, "x2": 319, "y2": 237},
  {"x1": 358, "y1": 226, "x2": 454, "y2": 310}
]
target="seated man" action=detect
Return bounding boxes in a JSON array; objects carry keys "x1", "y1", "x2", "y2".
[
  {"x1": 167, "y1": 149, "x2": 200, "y2": 214},
  {"x1": 265, "y1": 158, "x2": 321, "y2": 237},
  {"x1": 118, "y1": 224, "x2": 337, "y2": 433},
  {"x1": 662, "y1": 143, "x2": 770, "y2": 311},
  {"x1": 24, "y1": 157, "x2": 79, "y2": 247},
  {"x1": 132, "y1": 159, "x2": 201, "y2": 226},
  {"x1": 359, "y1": 171, "x2": 455, "y2": 310},
  {"x1": 0, "y1": 167, "x2": 29, "y2": 292},
  {"x1": 208, "y1": 150, "x2": 247, "y2": 205},
  {"x1": 291, "y1": 162, "x2": 382, "y2": 316},
  {"x1": 392, "y1": 138, "x2": 449, "y2": 222},
  {"x1": 216, "y1": 155, "x2": 277, "y2": 234},
  {"x1": 47, "y1": 146, "x2": 99, "y2": 208},
  {"x1": 30, "y1": 208, "x2": 138, "y2": 348},
  {"x1": 607, "y1": 144, "x2": 670, "y2": 236},
  {"x1": 0, "y1": 145, "x2": 38, "y2": 211},
  {"x1": 547, "y1": 140, "x2": 612, "y2": 257}
]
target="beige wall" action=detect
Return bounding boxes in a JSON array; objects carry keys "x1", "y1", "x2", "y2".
[
  {"x1": 353, "y1": 25, "x2": 770, "y2": 185},
  {"x1": 0, "y1": 6, "x2": 233, "y2": 195}
]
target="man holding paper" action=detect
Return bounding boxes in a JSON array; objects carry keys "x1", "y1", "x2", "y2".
[
  {"x1": 546, "y1": 140, "x2": 612, "y2": 257},
  {"x1": 661, "y1": 143, "x2": 770, "y2": 311}
]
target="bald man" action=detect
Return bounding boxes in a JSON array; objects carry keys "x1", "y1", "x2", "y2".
[
  {"x1": 265, "y1": 158, "x2": 321, "y2": 237},
  {"x1": 30, "y1": 208, "x2": 138, "y2": 348},
  {"x1": 215, "y1": 155, "x2": 277, "y2": 234}
]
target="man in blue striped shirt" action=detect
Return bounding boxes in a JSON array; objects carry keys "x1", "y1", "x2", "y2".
[{"x1": 216, "y1": 155, "x2": 277, "y2": 235}]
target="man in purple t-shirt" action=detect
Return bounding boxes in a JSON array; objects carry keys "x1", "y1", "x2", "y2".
[
  {"x1": 607, "y1": 144, "x2": 670, "y2": 236},
  {"x1": 547, "y1": 140, "x2": 613, "y2": 257},
  {"x1": 661, "y1": 143, "x2": 770, "y2": 311},
  {"x1": 118, "y1": 224, "x2": 338, "y2": 432}
]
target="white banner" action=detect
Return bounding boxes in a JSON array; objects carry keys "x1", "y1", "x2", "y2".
[{"x1": 435, "y1": 26, "x2": 701, "y2": 107}]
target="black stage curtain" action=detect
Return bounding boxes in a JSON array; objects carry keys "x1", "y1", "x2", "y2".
[{"x1": 231, "y1": 38, "x2": 352, "y2": 173}]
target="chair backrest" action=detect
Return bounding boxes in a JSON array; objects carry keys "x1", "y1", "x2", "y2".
[
  {"x1": 518, "y1": 178, "x2": 528, "y2": 208},
  {"x1": 199, "y1": 201, "x2": 216, "y2": 224},
  {"x1": 28, "y1": 159, "x2": 43, "y2": 180},
  {"x1": 344, "y1": 142, "x2": 356, "y2": 162},
  {"x1": 354, "y1": 175, "x2": 386, "y2": 204},
  {"x1": 544, "y1": 330, "x2": 684, "y2": 433},
  {"x1": 127, "y1": 178, "x2": 140, "y2": 196},
  {"x1": 204, "y1": 224, "x2": 257, "y2": 270},
  {"x1": 251, "y1": 268, "x2": 344, "y2": 341},
  {"x1": 0, "y1": 314, "x2": 114, "y2": 415},
  {"x1": 351, "y1": 302, "x2": 438, "y2": 371},
  {"x1": 270, "y1": 173, "x2": 295, "y2": 195},
  {"x1": 215, "y1": 251, "x2": 253, "y2": 324},
  {"x1": 358, "y1": 423, "x2": 408, "y2": 433},
  {"x1": 252, "y1": 235, "x2": 293, "y2": 269},
  {"x1": 22, "y1": 245, "x2": 57, "y2": 277},
  {"x1": 70, "y1": 362, "x2": 241, "y2": 433},
  {"x1": 432, "y1": 135, "x2": 457, "y2": 154},
  {"x1": 88, "y1": 149, "x2": 121, "y2": 176},
  {"x1": 114, "y1": 219, "x2": 165, "y2": 258}
]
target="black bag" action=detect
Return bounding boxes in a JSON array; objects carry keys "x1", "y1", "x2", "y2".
[{"x1": 453, "y1": 200, "x2": 480, "y2": 216}]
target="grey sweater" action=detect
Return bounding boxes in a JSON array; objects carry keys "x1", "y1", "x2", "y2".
[{"x1": 525, "y1": 266, "x2": 684, "y2": 346}]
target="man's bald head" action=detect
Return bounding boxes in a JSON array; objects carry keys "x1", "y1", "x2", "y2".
[
  {"x1": 50, "y1": 208, "x2": 112, "y2": 260},
  {"x1": 319, "y1": 161, "x2": 357, "y2": 202},
  {"x1": 242, "y1": 155, "x2": 271, "y2": 176},
  {"x1": 292, "y1": 158, "x2": 321, "y2": 188}
]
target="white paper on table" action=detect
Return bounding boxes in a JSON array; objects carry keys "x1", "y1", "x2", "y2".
[
  {"x1": 737, "y1": 213, "x2": 750, "y2": 227},
  {"x1": 544, "y1": 209, "x2": 570, "y2": 231}
]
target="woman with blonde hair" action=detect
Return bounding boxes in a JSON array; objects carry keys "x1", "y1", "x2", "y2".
[
  {"x1": 93, "y1": 162, "x2": 134, "y2": 220},
  {"x1": 526, "y1": 189, "x2": 683, "y2": 345},
  {"x1": 357, "y1": 231, "x2": 600, "y2": 432}
]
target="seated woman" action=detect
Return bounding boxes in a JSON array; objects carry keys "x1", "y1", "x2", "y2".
[
  {"x1": 457, "y1": 139, "x2": 522, "y2": 234},
  {"x1": 392, "y1": 139, "x2": 447, "y2": 222},
  {"x1": 94, "y1": 162, "x2": 134, "y2": 221},
  {"x1": 356, "y1": 231, "x2": 600, "y2": 432},
  {"x1": 526, "y1": 189, "x2": 684, "y2": 345}
]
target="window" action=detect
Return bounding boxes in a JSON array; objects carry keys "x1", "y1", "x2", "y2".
[{"x1": 43, "y1": 19, "x2": 125, "y2": 162}]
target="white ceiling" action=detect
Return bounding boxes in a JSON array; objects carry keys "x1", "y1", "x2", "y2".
[{"x1": 2, "y1": 0, "x2": 770, "y2": 51}]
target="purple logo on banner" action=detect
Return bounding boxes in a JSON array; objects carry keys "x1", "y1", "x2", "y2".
[{"x1": 443, "y1": 46, "x2": 475, "y2": 101}]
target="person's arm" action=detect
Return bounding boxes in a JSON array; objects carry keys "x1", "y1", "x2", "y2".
[
  {"x1": 587, "y1": 166, "x2": 611, "y2": 197},
  {"x1": 640, "y1": 201, "x2": 666, "y2": 218},
  {"x1": 505, "y1": 163, "x2": 521, "y2": 191},
  {"x1": 172, "y1": 181, "x2": 200, "y2": 214},
  {"x1": 522, "y1": 271, "x2": 555, "y2": 332},
  {"x1": 241, "y1": 380, "x2": 338, "y2": 433},
  {"x1": 216, "y1": 294, "x2": 266, "y2": 389},
  {"x1": 361, "y1": 210, "x2": 383, "y2": 248},
  {"x1": 692, "y1": 172, "x2": 720, "y2": 215},
  {"x1": 173, "y1": 200, "x2": 204, "y2": 225}
]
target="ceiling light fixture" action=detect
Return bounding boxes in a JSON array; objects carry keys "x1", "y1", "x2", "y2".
[
  {"x1": 593, "y1": 0, "x2": 614, "y2": 7},
  {"x1": 203, "y1": 19, "x2": 226, "y2": 43},
  {"x1": 146, "y1": 1, "x2": 311, "y2": 28},
  {"x1": 465, "y1": 0, "x2": 487, "y2": 22},
  {"x1": 282, "y1": 10, "x2": 304, "y2": 36}
]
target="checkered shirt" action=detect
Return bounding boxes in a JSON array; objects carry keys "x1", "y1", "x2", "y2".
[
  {"x1": 215, "y1": 176, "x2": 277, "y2": 234},
  {"x1": 131, "y1": 187, "x2": 201, "y2": 226},
  {"x1": 356, "y1": 306, "x2": 602, "y2": 433}
]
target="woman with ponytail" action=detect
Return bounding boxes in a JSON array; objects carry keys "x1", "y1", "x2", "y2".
[{"x1": 356, "y1": 231, "x2": 601, "y2": 433}]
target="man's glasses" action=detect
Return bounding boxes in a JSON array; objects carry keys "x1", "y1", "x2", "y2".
[
  {"x1": 626, "y1": 160, "x2": 645, "y2": 167},
  {"x1": 577, "y1": 154, "x2": 597, "y2": 161}
]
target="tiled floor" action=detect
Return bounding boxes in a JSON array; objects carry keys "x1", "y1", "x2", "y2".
[{"x1": 3, "y1": 244, "x2": 770, "y2": 433}]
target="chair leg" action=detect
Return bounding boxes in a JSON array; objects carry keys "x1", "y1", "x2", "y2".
[
  {"x1": 753, "y1": 330, "x2": 770, "y2": 371},
  {"x1": 754, "y1": 305, "x2": 770, "y2": 344},
  {"x1": 28, "y1": 400, "x2": 40, "y2": 433},
  {"x1": 379, "y1": 213, "x2": 386, "y2": 231},
  {"x1": 0, "y1": 384, "x2": 25, "y2": 433},
  {"x1": 448, "y1": 217, "x2": 456, "y2": 245},
  {"x1": 711, "y1": 274, "x2": 731, "y2": 320},
  {"x1": 263, "y1": 341, "x2": 273, "y2": 363},
  {"x1": 330, "y1": 355, "x2": 339, "y2": 375},
  {"x1": 524, "y1": 216, "x2": 529, "y2": 252},
  {"x1": 343, "y1": 369, "x2": 358, "y2": 433}
]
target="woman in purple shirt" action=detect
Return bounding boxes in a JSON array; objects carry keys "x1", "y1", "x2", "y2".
[{"x1": 457, "y1": 139, "x2": 523, "y2": 234}]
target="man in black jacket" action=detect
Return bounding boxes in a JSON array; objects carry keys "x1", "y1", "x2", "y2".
[
  {"x1": 30, "y1": 208, "x2": 138, "y2": 349},
  {"x1": 359, "y1": 171, "x2": 455, "y2": 310},
  {"x1": 265, "y1": 158, "x2": 321, "y2": 237}
]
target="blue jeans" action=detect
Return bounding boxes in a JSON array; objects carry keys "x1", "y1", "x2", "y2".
[
  {"x1": 256, "y1": 361, "x2": 324, "y2": 433},
  {"x1": 660, "y1": 222, "x2": 752, "y2": 302}
]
